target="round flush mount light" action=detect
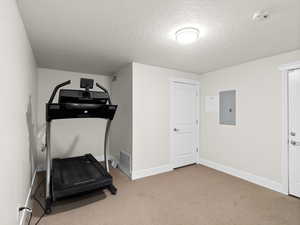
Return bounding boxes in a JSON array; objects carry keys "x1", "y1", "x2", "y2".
[{"x1": 175, "y1": 27, "x2": 200, "y2": 45}]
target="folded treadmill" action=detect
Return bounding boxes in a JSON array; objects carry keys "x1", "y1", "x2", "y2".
[{"x1": 44, "y1": 78, "x2": 117, "y2": 213}]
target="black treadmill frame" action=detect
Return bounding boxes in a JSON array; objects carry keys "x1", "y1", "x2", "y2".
[
  {"x1": 44, "y1": 79, "x2": 117, "y2": 213},
  {"x1": 51, "y1": 154, "x2": 114, "y2": 200}
]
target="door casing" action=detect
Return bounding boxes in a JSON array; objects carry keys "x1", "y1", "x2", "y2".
[{"x1": 280, "y1": 61, "x2": 300, "y2": 195}]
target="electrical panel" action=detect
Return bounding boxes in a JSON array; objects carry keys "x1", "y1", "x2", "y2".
[{"x1": 219, "y1": 90, "x2": 236, "y2": 125}]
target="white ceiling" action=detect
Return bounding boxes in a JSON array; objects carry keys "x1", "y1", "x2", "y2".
[{"x1": 19, "y1": 0, "x2": 300, "y2": 75}]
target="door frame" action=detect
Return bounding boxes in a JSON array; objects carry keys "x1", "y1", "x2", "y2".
[
  {"x1": 169, "y1": 78, "x2": 200, "y2": 169},
  {"x1": 279, "y1": 61, "x2": 300, "y2": 195}
]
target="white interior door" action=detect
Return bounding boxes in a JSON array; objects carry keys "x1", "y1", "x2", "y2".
[
  {"x1": 171, "y1": 81, "x2": 198, "y2": 168},
  {"x1": 288, "y1": 69, "x2": 300, "y2": 197}
]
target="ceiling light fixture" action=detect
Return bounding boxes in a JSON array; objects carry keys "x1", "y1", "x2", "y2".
[{"x1": 175, "y1": 27, "x2": 200, "y2": 45}]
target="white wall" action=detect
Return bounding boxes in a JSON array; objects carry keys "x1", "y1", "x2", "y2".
[
  {"x1": 199, "y1": 49, "x2": 300, "y2": 185},
  {"x1": 0, "y1": 1, "x2": 37, "y2": 224},
  {"x1": 110, "y1": 64, "x2": 133, "y2": 173},
  {"x1": 132, "y1": 63, "x2": 199, "y2": 173},
  {"x1": 37, "y1": 68, "x2": 111, "y2": 166}
]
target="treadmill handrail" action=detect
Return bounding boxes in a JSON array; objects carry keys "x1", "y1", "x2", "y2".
[
  {"x1": 96, "y1": 82, "x2": 112, "y2": 105},
  {"x1": 48, "y1": 80, "x2": 71, "y2": 104}
]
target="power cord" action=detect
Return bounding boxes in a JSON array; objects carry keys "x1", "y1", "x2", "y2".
[
  {"x1": 32, "y1": 213, "x2": 45, "y2": 225},
  {"x1": 30, "y1": 179, "x2": 46, "y2": 225},
  {"x1": 28, "y1": 212, "x2": 33, "y2": 225}
]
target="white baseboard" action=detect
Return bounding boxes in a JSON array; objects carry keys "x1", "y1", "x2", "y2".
[
  {"x1": 119, "y1": 164, "x2": 131, "y2": 178},
  {"x1": 198, "y1": 158, "x2": 284, "y2": 194},
  {"x1": 119, "y1": 151, "x2": 131, "y2": 178},
  {"x1": 94, "y1": 154, "x2": 106, "y2": 162},
  {"x1": 131, "y1": 164, "x2": 173, "y2": 180},
  {"x1": 19, "y1": 169, "x2": 38, "y2": 225}
]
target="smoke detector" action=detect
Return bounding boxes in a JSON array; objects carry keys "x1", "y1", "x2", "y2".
[{"x1": 252, "y1": 10, "x2": 270, "y2": 21}]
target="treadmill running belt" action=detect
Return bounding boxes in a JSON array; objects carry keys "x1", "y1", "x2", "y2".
[{"x1": 52, "y1": 154, "x2": 112, "y2": 200}]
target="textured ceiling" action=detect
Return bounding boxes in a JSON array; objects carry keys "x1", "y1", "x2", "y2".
[{"x1": 19, "y1": 0, "x2": 300, "y2": 75}]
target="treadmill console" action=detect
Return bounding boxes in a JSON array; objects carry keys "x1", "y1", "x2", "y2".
[
  {"x1": 59, "y1": 78, "x2": 109, "y2": 104},
  {"x1": 46, "y1": 78, "x2": 117, "y2": 121},
  {"x1": 59, "y1": 89, "x2": 109, "y2": 104}
]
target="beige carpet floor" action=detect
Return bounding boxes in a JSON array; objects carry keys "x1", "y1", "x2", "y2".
[{"x1": 31, "y1": 165, "x2": 300, "y2": 225}]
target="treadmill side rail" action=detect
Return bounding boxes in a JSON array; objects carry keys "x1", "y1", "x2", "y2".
[
  {"x1": 45, "y1": 121, "x2": 52, "y2": 213},
  {"x1": 104, "y1": 119, "x2": 111, "y2": 172}
]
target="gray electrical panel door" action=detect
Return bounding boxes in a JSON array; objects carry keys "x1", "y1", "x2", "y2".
[{"x1": 219, "y1": 90, "x2": 236, "y2": 125}]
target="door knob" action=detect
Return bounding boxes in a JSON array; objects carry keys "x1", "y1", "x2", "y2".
[{"x1": 173, "y1": 128, "x2": 179, "y2": 132}]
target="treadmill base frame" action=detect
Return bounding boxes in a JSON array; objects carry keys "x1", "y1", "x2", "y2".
[
  {"x1": 45, "y1": 183, "x2": 117, "y2": 214},
  {"x1": 45, "y1": 154, "x2": 117, "y2": 214}
]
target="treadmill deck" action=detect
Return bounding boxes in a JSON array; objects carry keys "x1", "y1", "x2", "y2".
[{"x1": 52, "y1": 154, "x2": 112, "y2": 200}]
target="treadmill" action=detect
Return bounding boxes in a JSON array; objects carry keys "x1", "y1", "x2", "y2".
[{"x1": 44, "y1": 78, "x2": 117, "y2": 213}]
